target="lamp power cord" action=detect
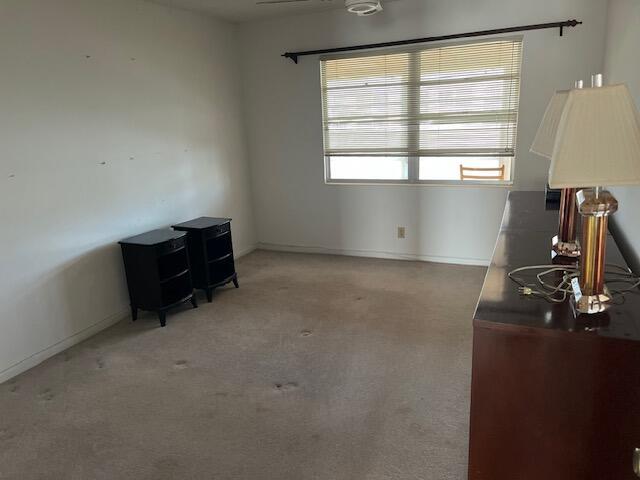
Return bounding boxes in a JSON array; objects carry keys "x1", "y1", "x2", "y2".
[{"x1": 508, "y1": 264, "x2": 640, "y2": 304}]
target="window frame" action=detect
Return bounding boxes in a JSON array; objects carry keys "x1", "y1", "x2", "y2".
[{"x1": 320, "y1": 36, "x2": 523, "y2": 187}]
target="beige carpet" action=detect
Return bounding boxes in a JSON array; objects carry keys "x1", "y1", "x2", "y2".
[{"x1": 0, "y1": 250, "x2": 486, "y2": 480}]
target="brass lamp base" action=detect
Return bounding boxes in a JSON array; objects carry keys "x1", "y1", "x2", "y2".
[
  {"x1": 571, "y1": 286, "x2": 612, "y2": 315},
  {"x1": 572, "y1": 188, "x2": 618, "y2": 315},
  {"x1": 553, "y1": 188, "x2": 580, "y2": 258},
  {"x1": 552, "y1": 236, "x2": 580, "y2": 258}
]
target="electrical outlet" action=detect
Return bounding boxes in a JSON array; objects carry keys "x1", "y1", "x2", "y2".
[{"x1": 397, "y1": 226, "x2": 406, "y2": 239}]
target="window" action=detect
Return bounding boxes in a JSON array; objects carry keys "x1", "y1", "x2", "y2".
[{"x1": 320, "y1": 38, "x2": 522, "y2": 184}]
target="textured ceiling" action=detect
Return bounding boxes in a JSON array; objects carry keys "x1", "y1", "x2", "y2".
[{"x1": 148, "y1": 0, "x2": 349, "y2": 23}]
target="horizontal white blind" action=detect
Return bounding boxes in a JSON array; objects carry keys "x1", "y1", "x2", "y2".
[{"x1": 320, "y1": 39, "x2": 522, "y2": 158}]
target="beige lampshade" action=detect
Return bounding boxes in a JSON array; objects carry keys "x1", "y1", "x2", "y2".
[
  {"x1": 530, "y1": 90, "x2": 569, "y2": 158},
  {"x1": 548, "y1": 84, "x2": 640, "y2": 188}
]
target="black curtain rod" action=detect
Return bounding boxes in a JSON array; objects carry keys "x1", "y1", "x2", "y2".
[{"x1": 282, "y1": 19, "x2": 582, "y2": 63}]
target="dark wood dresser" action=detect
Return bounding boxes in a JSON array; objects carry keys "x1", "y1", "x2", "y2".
[
  {"x1": 172, "y1": 217, "x2": 239, "y2": 302},
  {"x1": 469, "y1": 191, "x2": 640, "y2": 480},
  {"x1": 119, "y1": 229, "x2": 197, "y2": 327}
]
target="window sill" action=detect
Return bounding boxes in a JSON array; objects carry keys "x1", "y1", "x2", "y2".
[{"x1": 325, "y1": 180, "x2": 514, "y2": 187}]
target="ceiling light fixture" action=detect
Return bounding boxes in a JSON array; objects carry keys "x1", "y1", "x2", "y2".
[{"x1": 345, "y1": 0, "x2": 383, "y2": 16}]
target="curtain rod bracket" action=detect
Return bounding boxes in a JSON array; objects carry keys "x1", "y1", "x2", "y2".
[
  {"x1": 282, "y1": 19, "x2": 582, "y2": 63},
  {"x1": 282, "y1": 53, "x2": 298, "y2": 64}
]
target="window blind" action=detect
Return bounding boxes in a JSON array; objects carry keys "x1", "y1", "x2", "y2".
[{"x1": 320, "y1": 38, "x2": 523, "y2": 160}]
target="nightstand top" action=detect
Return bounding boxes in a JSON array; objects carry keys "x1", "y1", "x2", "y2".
[
  {"x1": 172, "y1": 217, "x2": 231, "y2": 231},
  {"x1": 119, "y1": 229, "x2": 186, "y2": 246}
]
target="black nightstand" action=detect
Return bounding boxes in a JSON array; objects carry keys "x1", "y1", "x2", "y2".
[
  {"x1": 119, "y1": 229, "x2": 197, "y2": 327},
  {"x1": 172, "y1": 217, "x2": 239, "y2": 302}
]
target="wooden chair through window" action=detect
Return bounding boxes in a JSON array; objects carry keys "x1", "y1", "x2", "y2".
[{"x1": 459, "y1": 165, "x2": 505, "y2": 181}]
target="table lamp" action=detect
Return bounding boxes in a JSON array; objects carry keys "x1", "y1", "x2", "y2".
[
  {"x1": 531, "y1": 81, "x2": 583, "y2": 259},
  {"x1": 548, "y1": 76, "x2": 640, "y2": 314}
]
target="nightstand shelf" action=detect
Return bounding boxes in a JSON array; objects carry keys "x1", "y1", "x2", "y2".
[
  {"x1": 119, "y1": 229, "x2": 197, "y2": 327},
  {"x1": 158, "y1": 247, "x2": 189, "y2": 279},
  {"x1": 208, "y1": 252, "x2": 233, "y2": 264},
  {"x1": 172, "y1": 217, "x2": 239, "y2": 302},
  {"x1": 160, "y1": 268, "x2": 190, "y2": 284}
]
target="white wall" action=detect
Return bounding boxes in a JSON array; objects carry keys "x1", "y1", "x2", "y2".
[
  {"x1": 604, "y1": 0, "x2": 640, "y2": 272},
  {"x1": 0, "y1": 0, "x2": 255, "y2": 382},
  {"x1": 239, "y1": 0, "x2": 607, "y2": 265}
]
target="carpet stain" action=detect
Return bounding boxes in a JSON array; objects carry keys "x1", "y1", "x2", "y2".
[
  {"x1": 300, "y1": 330, "x2": 313, "y2": 337},
  {"x1": 409, "y1": 423, "x2": 429, "y2": 438},
  {"x1": 274, "y1": 382, "x2": 299, "y2": 392},
  {"x1": 0, "y1": 429, "x2": 16, "y2": 441},
  {"x1": 154, "y1": 457, "x2": 179, "y2": 470},
  {"x1": 396, "y1": 406, "x2": 413, "y2": 415},
  {"x1": 38, "y1": 389, "x2": 54, "y2": 402},
  {"x1": 95, "y1": 358, "x2": 105, "y2": 370},
  {"x1": 174, "y1": 360, "x2": 189, "y2": 369}
]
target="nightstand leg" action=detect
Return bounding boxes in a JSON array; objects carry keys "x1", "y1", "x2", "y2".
[
  {"x1": 191, "y1": 295, "x2": 198, "y2": 309},
  {"x1": 233, "y1": 276, "x2": 239, "y2": 289},
  {"x1": 206, "y1": 288, "x2": 213, "y2": 303},
  {"x1": 131, "y1": 305, "x2": 138, "y2": 322},
  {"x1": 158, "y1": 311, "x2": 167, "y2": 327}
]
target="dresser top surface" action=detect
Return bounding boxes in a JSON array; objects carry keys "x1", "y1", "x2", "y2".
[
  {"x1": 474, "y1": 191, "x2": 640, "y2": 341},
  {"x1": 172, "y1": 217, "x2": 231, "y2": 231},
  {"x1": 119, "y1": 229, "x2": 186, "y2": 246}
]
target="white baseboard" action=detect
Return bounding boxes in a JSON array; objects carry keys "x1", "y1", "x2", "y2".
[
  {"x1": 235, "y1": 244, "x2": 258, "y2": 259},
  {"x1": 257, "y1": 242, "x2": 490, "y2": 267},
  {"x1": 0, "y1": 308, "x2": 130, "y2": 385}
]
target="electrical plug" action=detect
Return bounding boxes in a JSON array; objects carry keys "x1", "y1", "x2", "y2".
[{"x1": 518, "y1": 286, "x2": 534, "y2": 296}]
